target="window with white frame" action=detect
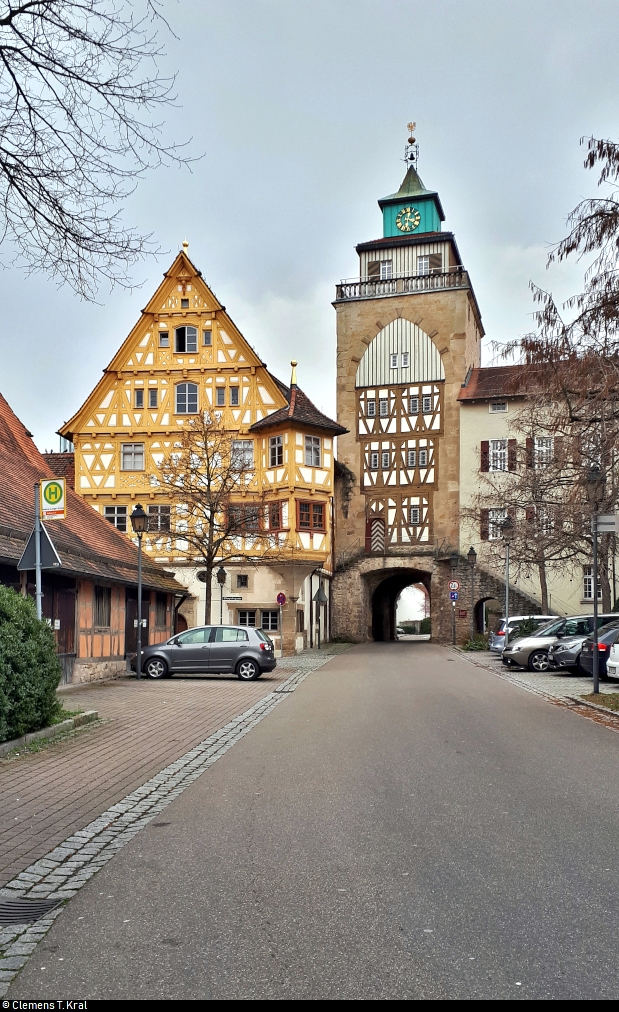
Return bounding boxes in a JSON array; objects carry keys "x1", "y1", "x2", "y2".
[
  {"x1": 104, "y1": 505, "x2": 127, "y2": 532},
  {"x1": 174, "y1": 326, "x2": 198, "y2": 353},
  {"x1": 538, "y1": 505, "x2": 553, "y2": 534},
  {"x1": 409, "y1": 395, "x2": 419, "y2": 414},
  {"x1": 490, "y1": 401, "x2": 508, "y2": 413},
  {"x1": 134, "y1": 389, "x2": 144, "y2": 408},
  {"x1": 534, "y1": 436, "x2": 553, "y2": 467},
  {"x1": 175, "y1": 383, "x2": 198, "y2": 414},
  {"x1": 215, "y1": 387, "x2": 225, "y2": 407},
  {"x1": 381, "y1": 450, "x2": 390, "y2": 469},
  {"x1": 409, "y1": 505, "x2": 420, "y2": 526},
  {"x1": 407, "y1": 449, "x2": 416, "y2": 468},
  {"x1": 269, "y1": 435, "x2": 283, "y2": 467},
  {"x1": 380, "y1": 260, "x2": 392, "y2": 280},
  {"x1": 230, "y1": 386, "x2": 240, "y2": 406},
  {"x1": 203, "y1": 328, "x2": 212, "y2": 346},
  {"x1": 158, "y1": 330, "x2": 169, "y2": 347},
  {"x1": 379, "y1": 398, "x2": 389, "y2": 416},
  {"x1": 417, "y1": 255, "x2": 429, "y2": 276},
  {"x1": 148, "y1": 504, "x2": 171, "y2": 532},
  {"x1": 232, "y1": 439, "x2": 253, "y2": 469},
  {"x1": 148, "y1": 388, "x2": 158, "y2": 408},
  {"x1": 366, "y1": 399, "x2": 376, "y2": 417},
  {"x1": 418, "y1": 448, "x2": 428, "y2": 467},
  {"x1": 489, "y1": 438, "x2": 508, "y2": 472},
  {"x1": 583, "y1": 566, "x2": 602, "y2": 601},
  {"x1": 304, "y1": 435, "x2": 321, "y2": 467},
  {"x1": 402, "y1": 352, "x2": 409, "y2": 368},
  {"x1": 488, "y1": 508, "x2": 507, "y2": 540},
  {"x1": 422, "y1": 394, "x2": 432, "y2": 413},
  {"x1": 390, "y1": 354, "x2": 398, "y2": 369},
  {"x1": 370, "y1": 451, "x2": 379, "y2": 470},
  {"x1": 121, "y1": 442, "x2": 144, "y2": 470}
]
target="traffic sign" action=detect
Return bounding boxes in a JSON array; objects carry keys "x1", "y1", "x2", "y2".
[
  {"x1": 41, "y1": 478, "x2": 66, "y2": 519},
  {"x1": 448, "y1": 580, "x2": 460, "y2": 592},
  {"x1": 17, "y1": 525, "x2": 61, "y2": 571},
  {"x1": 276, "y1": 592, "x2": 286, "y2": 606},
  {"x1": 450, "y1": 591, "x2": 459, "y2": 601},
  {"x1": 597, "y1": 514, "x2": 619, "y2": 532}
]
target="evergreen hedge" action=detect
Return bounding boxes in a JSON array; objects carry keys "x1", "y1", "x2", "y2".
[{"x1": 0, "y1": 584, "x2": 62, "y2": 742}]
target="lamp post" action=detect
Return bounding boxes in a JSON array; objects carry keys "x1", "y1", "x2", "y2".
[
  {"x1": 501, "y1": 516, "x2": 515, "y2": 650},
  {"x1": 216, "y1": 565, "x2": 227, "y2": 624},
  {"x1": 586, "y1": 465, "x2": 606, "y2": 694},
  {"x1": 130, "y1": 503, "x2": 148, "y2": 680},
  {"x1": 467, "y1": 545, "x2": 477, "y2": 642},
  {"x1": 450, "y1": 551, "x2": 459, "y2": 645}
]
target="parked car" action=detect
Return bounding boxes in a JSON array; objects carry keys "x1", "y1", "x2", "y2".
[
  {"x1": 489, "y1": 615, "x2": 555, "y2": 655},
  {"x1": 548, "y1": 614, "x2": 619, "y2": 672},
  {"x1": 502, "y1": 615, "x2": 615, "y2": 672},
  {"x1": 134, "y1": 625, "x2": 277, "y2": 680},
  {"x1": 605, "y1": 639, "x2": 619, "y2": 678},
  {"x1": 578, "y1": 622, "x2": 619, "y2": 680}
]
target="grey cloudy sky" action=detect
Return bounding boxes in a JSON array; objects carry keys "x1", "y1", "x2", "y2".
[{"x1": 2, "y1": 0, "x2": 619, "y2": 450}]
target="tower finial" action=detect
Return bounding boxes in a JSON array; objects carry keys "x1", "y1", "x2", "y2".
[
  {"x1": 290, "y1": 359, "x2": 298, "y2": 386},
  {"x1": 182, "y1": 239, "x2": 189, "y2": 252},
  {"x1": 404, "y1": 121, "x2": 419, "y2": 170}
]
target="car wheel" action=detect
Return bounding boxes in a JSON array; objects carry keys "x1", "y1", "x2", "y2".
[
  {"x1": 236, "y1": 658, "x2": 261, "y2": 681},
  {"x1": 528, "y1": 650, "x2": 549, "y2": 672},
  {"x1": 145, "y1": 657, "x2": 168, "y2": 679}
]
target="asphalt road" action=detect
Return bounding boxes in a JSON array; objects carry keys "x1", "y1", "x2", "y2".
[{"x1": 10, "y1": 643, "x2": 619, "y2": 1000}]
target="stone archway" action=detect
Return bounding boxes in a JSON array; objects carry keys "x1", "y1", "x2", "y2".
[{"x1": 369, "y1": 567, "x2": 432, "y2": 641}]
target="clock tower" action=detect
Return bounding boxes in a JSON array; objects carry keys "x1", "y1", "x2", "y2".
[{"x1": 332, "y1": 127, "x2": 484, "y2": 645}]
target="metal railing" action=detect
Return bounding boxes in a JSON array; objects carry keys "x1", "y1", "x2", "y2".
[{"x1": 335, "y1": 269, "x2": 469, "y2": 302}]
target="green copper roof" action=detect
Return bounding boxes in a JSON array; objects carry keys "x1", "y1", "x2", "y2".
[
  {"x1": 378, "y1": 165, "x2": 445, "y2": 221},
  {"x1": 380, "y1": 166, "x2": 434, "y2": 202}
]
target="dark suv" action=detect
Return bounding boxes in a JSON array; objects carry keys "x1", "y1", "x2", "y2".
[{"x1": 134, "y1": 625, "x2": 277, "y2": 680}]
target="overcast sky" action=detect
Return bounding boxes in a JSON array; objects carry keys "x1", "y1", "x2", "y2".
[{"x1": 2, "y1": 0, "x2": 619, "y2": 450}]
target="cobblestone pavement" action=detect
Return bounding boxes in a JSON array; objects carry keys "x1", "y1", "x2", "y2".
[
  {"x1": 460, "y1": 650, "x2": 619, "y2": 700},
  {"x1": 0, "y1": 651, "x2": 344, "y2": 995},
  {"x1": 0, "y1": 649, "x2": 341, "y2": 889}
]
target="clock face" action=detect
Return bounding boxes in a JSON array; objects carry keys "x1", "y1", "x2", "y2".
[{"x1": 395, "y1": 206, "x2": 421, "y2": 233}]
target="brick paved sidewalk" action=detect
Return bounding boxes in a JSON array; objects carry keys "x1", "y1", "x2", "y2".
[
  {"x1": 0, "y1": 652, "x2": 339, "y2": 888},
  {"x1": 460, "y1": 649, "x2": 619, "y2": 699}
]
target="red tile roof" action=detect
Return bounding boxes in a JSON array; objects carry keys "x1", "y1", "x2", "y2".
[
  {"x1": 250, "y1": 384, "x2": 347, "y2": 435},
  {"x1": 457, "y1": 365, "x2": 537, "y2": 401},
  {"x1": 0, "y1": 394, "x2": 181, "y2": 592},
  {"x1": 43, "y1": 452, "x2": 75, "y2": 489}
]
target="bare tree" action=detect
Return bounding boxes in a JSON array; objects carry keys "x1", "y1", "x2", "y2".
[
  {"x1": 0, "y1": 1, "x2": 189, "y2": 298},
  {"x1": 156, "y1": 413, "x2": 287, "y2": 624}
]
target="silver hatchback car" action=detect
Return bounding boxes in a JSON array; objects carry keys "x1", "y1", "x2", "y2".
[{"x1": 136, "y1": 625, "x2": 277, "y2": 680}]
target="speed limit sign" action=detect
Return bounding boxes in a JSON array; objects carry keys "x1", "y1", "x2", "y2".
[{"x1": 448, "y1": 580, "x2": 460, "y2": 592}]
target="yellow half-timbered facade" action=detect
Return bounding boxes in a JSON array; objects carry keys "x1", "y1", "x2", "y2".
[{"x1": 58, "y1": 247, "x2": 345, "y2": 652}]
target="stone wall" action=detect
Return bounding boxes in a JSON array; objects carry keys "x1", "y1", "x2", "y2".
[
  {"x1": 72, "y1": 658, "x2": 128, "y2": 684},
  {"x1": 332, "y1": 548, "x2": 542, "y2": 646}
]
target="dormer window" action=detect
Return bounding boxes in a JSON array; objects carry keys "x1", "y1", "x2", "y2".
[{"x1": 175, "y1": 326, "x2": 197, "y2": 353}]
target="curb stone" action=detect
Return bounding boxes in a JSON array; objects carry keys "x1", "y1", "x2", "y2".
[{"x1": 0, "y1": 711, "x2": 99, "y2": 757}]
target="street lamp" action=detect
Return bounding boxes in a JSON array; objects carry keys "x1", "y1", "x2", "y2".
[
  {"x1": 586, "y1": 465, "x2": 606, "y2": 694},
  {"x1": 450, "y1": 551, "x2": 459, "y2": 645},
  {"x1": 216, "y1": 565, "x2": 227, "y2": 624},
  {"x1": 467, "y1": 545, "x2": 477, "y2": 642},
  {"x1": 501, "y1": 516, "x2": 515, "y2": 650},
  {"x1": 130, "y1": 503, "x2": 148, "y2": 680}
]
